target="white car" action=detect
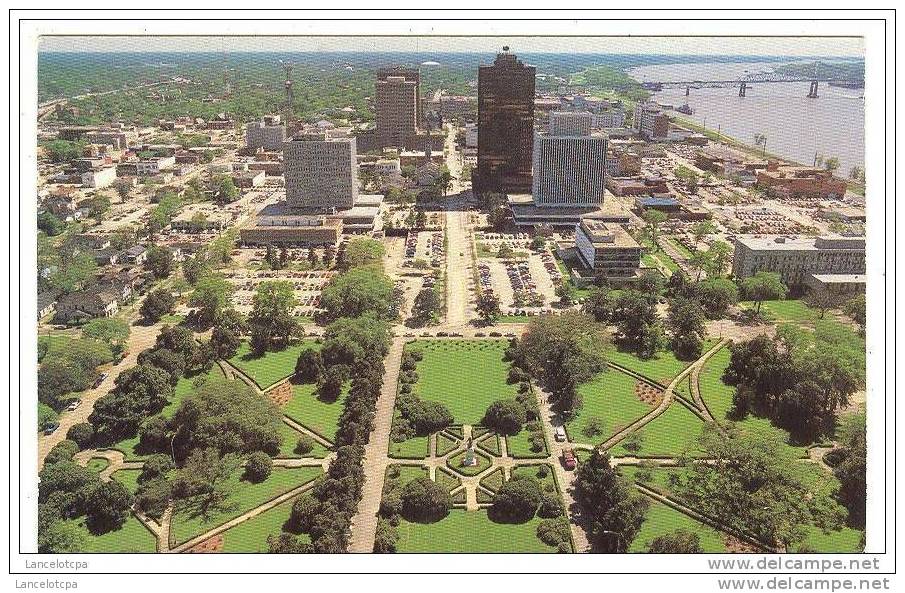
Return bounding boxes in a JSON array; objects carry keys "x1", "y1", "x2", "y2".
[
  {"x1": 554, "y1": 426, "x2": 567, "y2": 442},
  {"x1": 66, "y1": 399, "x2": 82, "y2": 412}
]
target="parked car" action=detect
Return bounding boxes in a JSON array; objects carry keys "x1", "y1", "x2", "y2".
[
  {"x1": 92, "y1": 372, "x2": 108, "y2": 388},
  {"x1": 66, "y1": 399, "x2": 82, "y2": 412},
  {"x1": 561, "y1": 448, "x2": 577, "y2": 470},
  {"x1": 43, "y1": 422, "x2": 60, "y2": 436},
  {"x1": 554, "y1": 426, "x2": 567, "y2": 442}
]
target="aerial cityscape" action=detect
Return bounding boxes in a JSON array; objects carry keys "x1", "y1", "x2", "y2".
[{"x1": 34, "y1": 36, "x2": 868, "y2": 556}]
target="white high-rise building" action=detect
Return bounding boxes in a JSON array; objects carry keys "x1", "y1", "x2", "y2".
[
  {"x1": 548, "y1": 111, "x2": 593, "y2": 136},
  {"x1": 283, "y1": 133, "x2": 358, "y2": 211},
  {"x1": 532, "y1": 113, "x2": 607, "y2": 208}
]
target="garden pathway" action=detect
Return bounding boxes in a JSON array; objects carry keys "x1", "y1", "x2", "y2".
[{"x1": 347, "y1": 336, "x2": 406, "y2": 553}]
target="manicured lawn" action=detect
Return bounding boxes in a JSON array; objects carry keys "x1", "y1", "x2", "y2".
[
  {"x1": 447, "y1": 449, "x2": 492, "y2": 476},
  {"x1": 282, "y1": 380, "x2": 347, "y2": 443},
  {"x1": 571, "y1": 368, "x2": 653, "y2": 445},
  {"x1": 797, "y1": 524, "x2": 864, "y2": 553},
  {"x1": 479, "y1": 468, "x2": 504, "y2": 493},
  {"x1": 227, "y1": 340, "x2": 320, "y2": 390},
  {"x1": 64, "y1": 515, "x2": 157, "y2": 553},
  {"x1": 389, "y1": 434, "x2": 429, "y2": 459},
  {"x1": 739, "y1": 300, "x2": 825, "y2": 323},
  {"x1": 405, "y1": 340, "x2": 517, "y2": 425},
  {"x1": 510, "y1": 464, "x2": 559, "y2": 494},
  {"x1": 506, "y1": 429, "x2": 549, "y2": 459},
  {"x1": 396, "y1": 510, "x2": 558, "y2": 553},
  {"x1": 106, "y1": 433, "x2": 151, "y2": 462},
  {"x1": 111, "y1": 468, "x2": 142, "y2": 495},
  {"x1": 220, "y1": 497, "x2": 310, "y2": 553},
  {"x1": 611, "y1": 402, "x2": 707, "y2": 457},
  {"x1": 386, "y1": 464, "x2": 430, "y2": 486},
  {"x1": 609, "y1": 342, "x2": 713, "y2": 387},
  {"x1": 86, "y1": 457, "x2": 110, "y2": 474},
  {"x1": 477, "y1": 433, "x2": 501, "y2": 456},
  {"x1": 276, "y1": 422, "x2": 331, "y2": 459},
  {"x1": 619, "y1": 465, "x2": 690, "y2": 496},
  {"x1": 435, "y1": 467, "x2": 462, "y2": 493},
  {"x1": 629, "y1": 502, "x2": 727, "y2": 553},
  {"x1": 437, "y1": 433, "x2": 460, "y2": 456},
  {"x1": 170, "y1": 466, "x2": 322, "y2": 546}
]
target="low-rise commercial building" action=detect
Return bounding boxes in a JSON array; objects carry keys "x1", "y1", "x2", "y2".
[
  {"x1": 732, "y1": 235, "x2": 866, "y2": 286},
  {"x1": 756, "y1": 162, "x2": 848, "y2": 199},
  {"x1": 574, "y1": 219, "x2": 642, "y2": 279},
  {"x1": 239, "y1": 204, "x2": 343, "y2": 246}
]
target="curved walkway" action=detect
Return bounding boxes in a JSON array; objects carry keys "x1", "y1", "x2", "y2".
[{"x1": 598, "y1": 340, "x2": 728, "y2": 452}]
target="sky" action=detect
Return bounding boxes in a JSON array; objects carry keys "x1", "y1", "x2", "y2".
[{"x1": 38, "y1": 35, "x2": 864, "y2": 58}]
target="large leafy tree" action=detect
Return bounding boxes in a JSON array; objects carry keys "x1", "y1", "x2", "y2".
[
  {"x1": 741, "y1": 272, "x2": 788, "y2": 315},
  {"x1": 339, "y1": 237, "x2": 385, "y2": 270},
  {"x1": 171, "y1": 377, "x2": 283, "y2": 458},
  {"x1": 666, "y1": 297, "x2": 707, "y2": 360},
  {"x1": 513, "y1": 312, "x2": 608, "y2": 415},
  {"x1": 673, "y1": 425, "x2": 846, "y2": 550},
  {"x1": 321, "y1": 314, "x2": 391, "y2": 369},
  {"x1": 189, "y1": 274, "x2": 233, "y2": 326},
  {"x1": 145, "y1": 244, "x2": 175, "y2": 279},
  {"x1": 573, "y1": 449, "x2": 649, "y2": 552},
  {"x1": 320, "y1": 266, "x2": 395, "y2": 322},
  {"x1": 695, "y1": 277, "x2": 739, "y2": 319},
  {"x1": 248, "y1": 280, "x2": 299, "y2": 354},
  {"x1": 140, "y1": 287, "x2": 177, "y2": 323}
]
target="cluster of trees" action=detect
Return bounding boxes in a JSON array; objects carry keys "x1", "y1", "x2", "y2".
[
  {"x1": 391, "y1": 349, "x2": 452, "y2": 442},
  {"x1": 722, "y1": 323, "x2": 865, "y2": 443},
  {"x1": 140, "y1": 287, "x2": 177, "y2": 323},
  {"x1": 375, "y1": 471, "x2": 451, "y2": 553},
  {"x1": 276, "y1": 246, "x2": 393, "y2": 552},
  {"x1": 319, "y1": 266, "x2": 396, "y2": 322},
  {"x1": 573, "y1": 449, "x2": 650, "y2": 552},
  {"x1": 740, "y1": 271, "x2": 789, "y2": 317},
  {"x1": 38, "y1": 337, "x2": 114, "y2": 410},
  {"x1": 248, "y1": 280, "x2": 301, "y2": 355},
  {"x1": 86, "y1": 325, "x2": 211, "y2": 445},
  {"x1": 38, "y1": 234, "x2": 98, "y2": 295},
  {"x1": 828, "y1": 412, "x2": 866, "y2": 529},
  {"x1": 673, "y1": 425, "x2": 848, "y2": 550},
  {"x1": 38, "y1": 441, "x2": 134, "y2": 552},
  {"x1": 144, "y1": 244, "x2": 175, "y2": 280},
  {"x1": 508, "y1": 313, "x2": 608, "y2": 419},
  {"x1": 583, "y1": 276, "x2": 665, "y2": 359}
]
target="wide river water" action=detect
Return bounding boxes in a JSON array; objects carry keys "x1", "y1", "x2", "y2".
[{"x1": 627, "y1": 62, "x2": 865, "y2": 176}]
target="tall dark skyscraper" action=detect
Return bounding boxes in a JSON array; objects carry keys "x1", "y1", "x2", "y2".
[{"x1": 474, "y1": 48, "x2": 536, "y2": 195}]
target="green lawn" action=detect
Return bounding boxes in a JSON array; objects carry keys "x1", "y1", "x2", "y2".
[
  {"x1": 86, "y1": 457, "x2": 110, "y2": 474},
  {"x1": 609, "y1": 342, "x2": 713, "y2": 387},
  {"x1": 665, "y1": 236, "x2": 695, "y2": 259},
  {"x1": 386, "y1": 464, "x2": 430, "y2": 487},
  {"x1": 170, "y1": 466, "x2": 322, "y2": 546},
  {"x1": 227, "y1": 340, "x2": 320, "y2": 390},
  {"x1": 629, "y1": 502, "x2": 728, "y2": 553},
  {"x1": 111, "y1": 469, "x2": 142, "y2": 495},
  {"x1": 276, "y1": 422, "x2": 331, "y2": 459},
  {"x1": 435, "y1": 467, "x2": 463, "y2": 493},
  {"x1": 506, "y1": 429, "x2": 549, "y2": 459},
  {"x1": 162, "y1": 366, "x2": 226, "y2": 418},
  {"x1": 570, "y1": 368, "x2": 653, "y2": 445},
  {"x1": 220, "y1": 497, "x2": 310, "y2": 553},
  {"x1": 389, "y1": 434, "x2": 430, "y2": 459},
  {"x1": 477, "y1": 433, "x2": 501, "y2": 456},
  {"x1": 437, "y1": 433, "x2": 460, "y2": 457},
  {"x1": 282, "y1": 380, "x2": 347, "y2": 443},
  {"x1": 510, "y1": 464, "x2": 559, "y2": 494},
  {"x1": 396, "y1": 510, "x2": 558, "y2": 553},
  {"x1": 739, "y1": 300, "x2": 826, "y2": 323},
  {"x1": 64, "y1": 515, "x2": 157, "y2": 553},
  {"x1": 611, "y1": 402, "x2": 706, "y2": 457},
  {"x1": 479, "y1": 468, "x2": 505, "y2": 493},
  {"x1": 405, "y1": 340, "x2": 517, "y2": 425}
]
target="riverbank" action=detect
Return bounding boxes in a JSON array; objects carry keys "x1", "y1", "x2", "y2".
[{"x1": 669, "y1": 114, "x2": 865, "y2": 196}]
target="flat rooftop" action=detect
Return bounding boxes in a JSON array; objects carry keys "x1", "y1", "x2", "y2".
[
  {"x1": 579, "y1": 220, "x2": 639, "y2": 248},
  {"x1": 735, "y1": 235, "x2": 866, "y2": 251}
]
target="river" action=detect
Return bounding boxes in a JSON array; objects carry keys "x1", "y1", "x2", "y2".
[{"x1": 627, "y1": 61, "x2": 865, "y2": 176}]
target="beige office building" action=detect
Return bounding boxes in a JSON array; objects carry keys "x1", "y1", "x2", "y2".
[
  {"x1": 283, "y1": 133, "x2": 358, "y2": 211},
  {"x1": 732, "y1": 235, "x2": 866, "y2": 286},
  {"x1": 376, "y1": 75, "x2": 419, "y2": 149}
]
